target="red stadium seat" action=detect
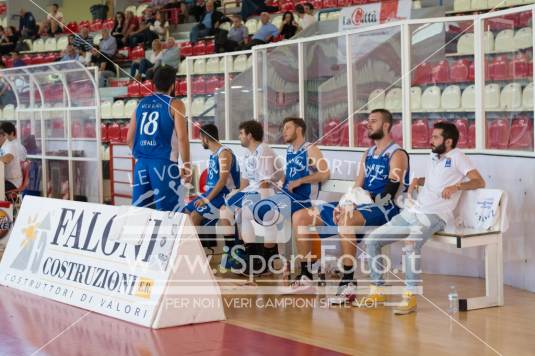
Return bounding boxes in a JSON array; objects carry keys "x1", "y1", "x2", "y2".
[
  {"x1": 468, "y1": 122, "x2": 476, "y2": 148},
  {"x1": 71, "y1": 120, "x2": 83, "y2": 138},
  {"x1": 509, "y1": 53, "x2": 529, "y2": 79},
  {"x1": 391, "y1": 120, "x2": 403, "y2": 146},
  {"x1": 205, "y1": 40, "x2": 215, "y2": 54},
  {"x1": 192, "y1": 76, "x2": 206, "y2": 95},
  {"x1": 450, "y1": 59, "x2": 470, "y2": 83},
  {"x1": 192, "y1": 41, "x2": 206, "y2": 56},
  {"x1": 321, "y1": 119, "x2": 342, "y2": 146},
  {"x1": 192, "y1": 121, "x2": 202, "y2": 139},
  {"x1": 518, "y1": 11, "x2": 532, "y2": 28},
  {"x1": 178, "y1": 79, "x2": 187, "y2": 96},
  {"x1": 198, "y1": 168, "x2": 208, "y2": 193},
  {"x1": 140, "y1": 80, "x2": 154, "y2": 96},
  {"x1": 487, "y1": 118, "x2": 510, "y2": 149},
  {"x1": 90, "y1": 19, "x2": 103, "y2": 32},
  {"x1": 120, "y1": 124, "x2": 129, "y2": 143},
  {"x1": 66, "y1": 21, "x2": 79, "y2": 33},
  {"x1": 78, "y1": 20, "x2": 90, "y2": 30},
  {"x1": 323, "y1": 0, "x2": 337, "y2": 8},
  {"x1": 529, "y1": 59, "x2": 533, "y2": 77},
  {"x1": 205, "y1": 76, "x2": 220, "y2": 94},
  {"x1": 432, "y1": 60, "x2": 450, "y2": 84},
  {"x1": 338, "y1": 0, "x2": 352, "y2": 7},
  {"x1": 355, "y1": 120, "x2": 372, "y2": 147},
  {"x1": 280, "y1": 1, "x2": 295, "y2": 12},
  {"x1": 454, "y1": 118, "x2": 469, "y2": 148},
  {"x1": 509, "y1": 116, "x2": 533, "y2": 150},
  {"x1": 4, "y1": 56, "x2": 13, "y2": 67},
  {"x1": 108, "y1": 123, "x2": 121, "y2": 142},
  {"x1": 84, "y1": 121, "x2": 96, "y2": 138},
  {"x1": 412, "y1": 119, "x2": 429, "y2": 149},
  {"x1": 313, "y1": 0, "x2": 323, "y2": 9},
  {"x1": 33, "y1": 54, "x2": 46, "y2": 65},
  {"x1": 127, "y1": 81, "x2": 141, "y2": 97},
  {"x1": 100, "y1": 123, "x2": 109, "y2": 142},
  {"x1": 102, "y1": 18, "x2": 115, "y2": 30},
  {"x1": 490, "y1": 56, "x2": 509, "y2": 81},
  {"x1": 21, "y1": 54, "x2": 32, "y2": 65},
  {"x1": 130, "y1": 45, "x2": 145, "y2": 60},
  {"x1": 180, "y1": 42, "x2": 192, "y2": 57},
  {"x1": 413, "y1": 62, "x2": 432, "y2": 85},
  {"x1": 44, "y1": 53, "x2": 57, "y2": 63}
]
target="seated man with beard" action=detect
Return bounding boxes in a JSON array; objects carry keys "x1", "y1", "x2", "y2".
[{"x1": 288, "y1": 109, "x2": 410, "y2": 297}]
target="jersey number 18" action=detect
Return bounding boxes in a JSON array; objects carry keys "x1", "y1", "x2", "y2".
[{"x1": 139, "y1": 111, "x2": 159, "y2": 135}]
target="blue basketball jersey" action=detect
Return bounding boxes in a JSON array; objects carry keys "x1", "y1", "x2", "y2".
[
  {"x1": 283, "y1": 142, "x2": 319, "y2": 200},
  {"x1": 363, "y1": 142, "x2": 409, "y2": 199},
  {"x1": 132, "y1": 94, "x2": 177, "y2": 161},
  {"x1": 206, "y1": 146, "x2": 240, "y2": 195}
]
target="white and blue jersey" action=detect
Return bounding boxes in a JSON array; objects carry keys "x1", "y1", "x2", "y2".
[
  {"x1": 318, "y1": 142, "x2": 409, "y2": 238},
  {"x1": 283, "y1": 142, "x2": 318, "y2": 207},
  {"x1": 185, "y1": 146, "x2": 240, "y2": 223},
  {"x1": 132, "y1": 94, "x2": 185, "y2": 212}
]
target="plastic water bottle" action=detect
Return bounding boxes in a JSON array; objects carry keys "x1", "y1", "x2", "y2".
[{"x1": 448, "y1": 286, "x2": 459, "y2": 315}]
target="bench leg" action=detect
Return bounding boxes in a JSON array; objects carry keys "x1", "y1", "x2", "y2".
[{"x1": 459, "y1": 235, "x2": 504, "y2": 311}]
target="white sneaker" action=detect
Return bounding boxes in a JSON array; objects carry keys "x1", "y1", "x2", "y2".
[
  {"x1": 328, "y1": 282, "x2": 358, "y2": 305},
  {"x1": 280, "y1": 275, "x2": 316, "y2": 294}
]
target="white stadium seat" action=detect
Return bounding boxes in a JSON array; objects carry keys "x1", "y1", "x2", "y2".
[
  {"x1": 206, "y1": 57, "x2": 220, "y2": 73},
  {"x1": 485, "y1": 84, "x2": 500, "y2": 109},
  {"x1": 505, "y1": 0, "x2": 524, "y2": 5},
  {"x1": 246, "y1": 55, "x2": 253, "y2": 69},
  {"x1": 484, "y1": 31, "x2": 494, "y2": 53},
  {"x1": 319, "y1": 12, "x2": 329, "y2": 21},
  {"x1": 411, "y1": 87, "x2": 422, "y2": 110},
  {"x1": 441, "y1": 85, "x2": 462, "y2": 109},
  {"x1": 522, "y1": 82, "x2": 533, "y2": 109},
  {"x1": 191, "y1": 98, "x2": 205, "y2": 117},
  {"x1": 2, "y1": 104, "x2": 15, "y2": 120},
  {"x1": 421, "y1": 86, "x2": 441, "y2": 110},
  {"x1": 494, "y1": 29, "x2": 515, "y2": 52},
  {"x1": 193, "y1": 59, "x2": 206, "y2": 74},
  {"x1": 204, "y1": 97, "x2": 216, "y2": 116},
  {"x1": 219, "y1": 22, "x2": 231, "y2": 31},
  {"x1": 328, "y1": 12, "x2": 340, "y2": 20},
  {"x1": 462, "y1": 85, "x2": 476, "y2": 109},
  {"x1": 33, "y1": 38, "x2": 45, "y2": 52},
  {"x1": 136, "y1": 4, "x2": 149, "y2": 17},
  {"x1": 385, "y1": 88, "x2": 402, "y2": 112},
  {"x1": 124, "y1": 99, "x2": 138, "y2": 117},
  {"x1": 23, "y1": 39, "x2": 33, "y2": 51},
  {"x1": 454, "y1": 0, "x2": 471, "y2": 12},
  {"x1": 514, "y1": 28, "x2": 532, "y2": 50},
  {"x1": 125, "y1": 5, "x2": 137, "y2": 14},
  {"x1": 93, "y1": 33, "x2": 103, "y2": 46},
  {"x1": 56, "y1": 36, "x2": 69, "y2": 51},
  {"x1": 233, "y1": 55, "x2": 247, "y2": 72},
  {"x1": 0, "y1": 107, "x2": 2, "y2": 120},
  {"x1": 45, "y1": 37, "x2": 57, "y2": 51},
  {"x1": 245, "y1": 19, "x2": 258, "y2": 35},
  {"x1": 218, "y1": 57, "x2": 226, "y2": 73},
  {"x1": 487, "y1": 0, "x2": 502, "y2": 6},
  {"x1": 179, "y1": 60, "x2": 187, "y2": 75},
  {"x1": 367, "y1": 89, "x2": 385, "y2": 111},
  {"x1": 112, "y1": 100, "x2": 125, "y2": 118},
  {"x1": 457, "y1": 33, "x2": 474, "y2": 54},
  {"x1": 500, "y1": 83, "x2": 522, "y2": 109},
  {"x1": 471, "y1": 0, "x2": 487, "y2": 9},
  {"x1": 272, "y1": 15, "x2": 282, "y2": 29},
  {"x1": 100, "y1": 101, "x2": 112, "y2": 119}
]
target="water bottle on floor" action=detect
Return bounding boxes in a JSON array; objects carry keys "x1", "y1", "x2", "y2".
[{"x1": 448, "y1": 286, "x2": 459, "y2": 315}]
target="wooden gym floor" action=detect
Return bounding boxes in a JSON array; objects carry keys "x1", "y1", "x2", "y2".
[{"x1": 1, "y1": 271, "x2": 534, "y2": 356}]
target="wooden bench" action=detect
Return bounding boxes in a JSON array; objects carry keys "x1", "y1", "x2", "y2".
[{"x1": 316, "y1": 179, "x2": 508, "y2": 311}]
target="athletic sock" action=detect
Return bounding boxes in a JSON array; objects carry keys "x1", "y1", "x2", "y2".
[
  {"x1": 300, "y1": 261, "x2": 313, "y2": 280},
  {"x1": 339, "y1": 264, "x2": 355, "y2": 287}
]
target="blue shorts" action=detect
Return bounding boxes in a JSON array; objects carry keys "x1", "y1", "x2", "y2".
[
  {"x1": 225, "y1": 191, "x2": 258, "y2": 211},
  {"x1": 183, "y1": 189, "x2": 226, "y2": 225},
  {"x1": 132, "y1": 158, "x2": 185, "y2": 212},
  {"x1": 317, "y1": 202, "x2": 400, "y2": 238}
]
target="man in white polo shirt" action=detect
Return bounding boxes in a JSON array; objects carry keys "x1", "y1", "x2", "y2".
[
  {"x1": 0, "y1": 122, "x2": 22, "y2": 192},
  {"x1": 364, "y1": 121, "x2": 485, "y2": 315}
]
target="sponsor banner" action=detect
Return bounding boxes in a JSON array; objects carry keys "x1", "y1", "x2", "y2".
[
  {"x1": 339, "y1": 0, "x2": 412, "y2": 32},
  {"x1": 0, "y1": 196, "x2": 225, "y2": 328}
]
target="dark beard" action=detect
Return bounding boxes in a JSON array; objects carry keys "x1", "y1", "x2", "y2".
[
  {"x1": 202, "y1": 142, "x2": 209, "y2": 149},
  {"x1": 432, "y1": 143, "x2": 446, "y2": 155},
  {"x1": 368, "y1": 130, "x2": 384, "y2": 140}
]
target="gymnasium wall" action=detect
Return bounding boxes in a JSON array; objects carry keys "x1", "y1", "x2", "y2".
[{"x1": 190, "y1": 142, "x2": 535, "y2": 292}]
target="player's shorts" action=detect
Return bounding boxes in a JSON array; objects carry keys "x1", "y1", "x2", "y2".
[
  {"x1": 132, "y1": 158, "x2": 185, "y2": 212},
  {"x1": 317, "y1": 202, "x2": 400, "y2": 239},
  {"x1": 183, "y1": 189, "x2": 227, "y2": 225},
  {"x1": 225, "y1": 191, "x2": 258, "y2": 212}
]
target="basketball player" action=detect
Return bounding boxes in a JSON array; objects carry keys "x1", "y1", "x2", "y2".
[
  {"x1": 366, "y1": 121, "x2": 485, "y2": 314},
  {"x1": 289, "y1": 109, "x2": 409, "y2": 297},
  {"x1": 127, "y1": 65, "x2": 191, "y2": 212}
]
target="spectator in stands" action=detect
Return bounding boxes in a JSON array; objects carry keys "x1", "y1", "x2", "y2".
[
  {"x1": 19, "y1": 9, "x2": 38, "y2": 39},
  {"x1": 146, "y1": 38, "x2": 180, "y2": 79},
  {"x1": 122, "y1": 11, "x2": 140, "y2": 45},
  {"x1": 279, "y1": 11, "x2": 298, "y2": 39},
  {"x1": 99, "y1": 28, "x2": 117, "y2": 58},
  {"x1": 1, "y1": 123, "x2": 27, "y2": 161},
  {"x1": 73, "y1": 27, "x2": 94, "y2": 52},
  {"x1": 128, "y1": 8, "x2": 159, "y2": 48},
  {"x1": 0, "y1": 122, "x2": 23, "y2": 192},
  {"x1": 241, "y1": 0, "x2": 279, "y2": 22},
  {"x1": 0, "y1": 26, "x2": 19, "y2": 55},
  {"x1": 60, "y1": 45, "x2": 80, "y2": 62},
  {"x1": 130, "y1": 38, "x2": 162, "y2": 80},
  {"x1": 162, "y1": 0, "x2": 187, "y2": 24},
  {"x1": 189, "y1": 1, "x2": 225, "y2": 43},
  {"x1": 295, "y1": 4, "x2": 316, "y2": 30},
  {"x1": 11, "y1": 52, "x2": 25, "y2": 67},
  {"x1": 112, "y1": 11, "x2": 126, "y2": 46},
  {"x1": 245, "y1": 12, "x2": 278, "y2": 49},
  {"x1": 0, "y1": 73, "x2": 16, "y2": 108},
  {"x1": 304, "y1": 3, "x2": 315, "y2": 16},
  {"x1": 215, "y1": 15, "x2": 249, "y2": 53},
  {"x1": 89, "y1": 46, "x2": 116, "y2": 87},
  {"x1": 190, "y1": 0, "x2": 207, "y2": 22},
  {"x1": 150, "y1": 10, "x2": 169, "y2": 39},
  {"x1": 46, "y1": 3, "x2": 64, "y2": 35}
]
